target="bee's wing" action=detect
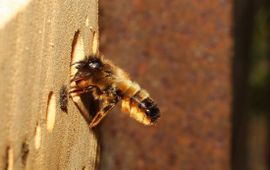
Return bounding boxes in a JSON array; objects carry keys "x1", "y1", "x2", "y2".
[{"x1": 89, "y1": 95, "x2": 119, "y2": 128}]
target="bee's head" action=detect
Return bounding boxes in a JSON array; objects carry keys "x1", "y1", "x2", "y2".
[{"x1": 71, "y1": 55, "x2": 110, "y2": 88}]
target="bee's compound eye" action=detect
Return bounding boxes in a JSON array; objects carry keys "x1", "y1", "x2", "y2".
[{"x1": 89, "y1": 61, "x2": 100, "y2": 69}]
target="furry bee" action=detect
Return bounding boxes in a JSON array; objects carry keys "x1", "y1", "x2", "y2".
[{"x1": 70, "y1": 54, "x2": 160, "y2": 128}]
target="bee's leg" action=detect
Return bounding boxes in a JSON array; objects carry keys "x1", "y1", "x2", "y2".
[
  {"x1": 70, "y1": 86, "x2": 101, "y2": 122},
  {"x1": 89, "y1": 94, "x2": 119, "y2": 128},
  {"x1": 69, "y1": 85, "x2": 96, "y2": 97},
  {"x1": 69, "y1": 88, "x2": 83, "y2": 97},
  {"x1": 70, "y1": 60, "x2": 86, "y2": 67}
]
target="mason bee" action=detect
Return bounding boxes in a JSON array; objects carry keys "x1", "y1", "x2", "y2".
[
  {"x1": 69, "y1": 30, "x2": 160, "y2": 128},
  {"x1": 69, "y1": 28, "x2": 160, "y2": 128}
]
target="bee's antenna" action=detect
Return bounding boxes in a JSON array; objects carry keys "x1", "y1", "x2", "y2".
[{"x1": 70, "y1": 61, "x2": 83, "y2": 66}]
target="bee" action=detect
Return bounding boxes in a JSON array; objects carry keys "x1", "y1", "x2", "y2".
[{"x1": 69, "y1": 30, "x2": 160, "y2": 128}]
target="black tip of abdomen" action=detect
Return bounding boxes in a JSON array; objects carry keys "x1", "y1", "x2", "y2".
[{"x1": 139, "y1": 98, "x2": 160, "y2": 123}]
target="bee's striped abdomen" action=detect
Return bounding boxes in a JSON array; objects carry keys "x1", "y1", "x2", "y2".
[{"x1": 121, "y1": 86, "x2": 160, "y2": 125}]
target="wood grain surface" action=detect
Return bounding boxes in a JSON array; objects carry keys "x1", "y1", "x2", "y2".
[{"x1": 0, "y1": 0, "x2": 99, "y2": 169}]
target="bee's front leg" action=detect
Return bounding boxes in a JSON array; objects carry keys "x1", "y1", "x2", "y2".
[
  {"x1": 69, "y1": 85, "x2": 96, "y2": 97},
  {"x1": 69, "y1": 85, "x2": 101, "y2": 123}
]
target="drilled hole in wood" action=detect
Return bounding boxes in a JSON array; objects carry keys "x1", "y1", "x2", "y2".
[
  {"x1": 70, "y1": 30, "x2": 80, "y2": 61},
  {"x1": 21, "y1": 142, "x2": 29, "y2": 166},
  {"x1": 70, "y1": 30, "x2": 85, "y2": 76},
  {"x1": 69, "y1": 29, "x2": 100, "y2": 125},
  {"x1": 70, "y1": 30, "x2": 93, "y2": 122},
  {"x1": 60, "y1": 85, "x2": 68, "y2": 113},
  {"x1": 90, "y1": 27, "x2": 99, "y2": 54},
  {"x1": 3, "y1": 146, "x2": 13, "y2": 170},
  {"x1": 34, "y1": 123, "x2": 41, "y2": 149},
  {"x1": 46, "y1": 92, "x2": 56, "y2": 132},
  {"x1": 70, "y1": 30, "x2": 84, "y2": 105},
  {"x1": 70, "y1": 30, "x2": 84, "y2": 107}
]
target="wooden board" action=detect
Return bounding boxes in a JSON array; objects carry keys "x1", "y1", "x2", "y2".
[{"x1": 0, "y1": 0, "x2": 99, "y2": 169}]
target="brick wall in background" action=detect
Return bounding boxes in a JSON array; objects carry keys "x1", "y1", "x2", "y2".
[{"x1": 98, "y1": 1, "x2": 232, "y2": 170}]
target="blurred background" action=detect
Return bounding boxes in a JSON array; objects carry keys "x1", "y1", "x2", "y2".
[
  {"x1": 96, "y1": 0, "x2": 270, "y2": 170},
  {"x1": 233, "y1": 0, "x2": 270, "y2": 170}
]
